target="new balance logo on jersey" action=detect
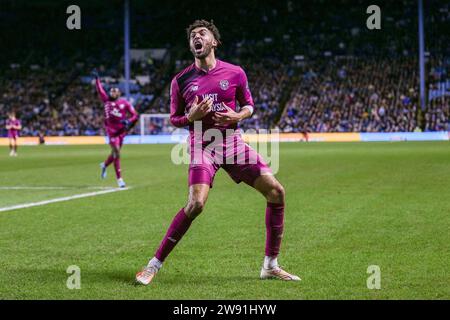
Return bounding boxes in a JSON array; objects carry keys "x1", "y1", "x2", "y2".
[{"x1": 191, "y1": 85, "x2": 199, "y2": 92}]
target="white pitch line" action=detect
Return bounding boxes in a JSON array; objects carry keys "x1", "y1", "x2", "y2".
[
  {"x1": 0, "y1": 187, "x2": 129, "y2": 213},
  {"x1": 0, "y1": 186, "x2": 114, "y2": 190}
]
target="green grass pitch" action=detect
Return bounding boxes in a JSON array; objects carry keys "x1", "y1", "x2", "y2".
[{"x1": 0, "y1": 141, "x2": 449, "y2": 299}]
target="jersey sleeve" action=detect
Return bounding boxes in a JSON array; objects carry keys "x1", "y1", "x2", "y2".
[
  {"x1": 126, "y1": 102, "x2": 138, "y2": 123},
  {"x1": 95, "y1": 78, "x2": 109, "y2": 103},
  {"x1": 169, "y1": 78, "x2": 189, "y2": 128},
  {"x1": 236, "y1": 67, "x2": 254, "y2": 108}
]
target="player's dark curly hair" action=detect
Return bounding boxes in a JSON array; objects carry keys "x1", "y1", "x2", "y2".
[{"x1": 186, "y1": 19, "x2": 222, "y2": 46}]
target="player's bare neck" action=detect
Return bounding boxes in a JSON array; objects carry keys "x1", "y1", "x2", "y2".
[{"x1": 195, "y1": 53, "x2": 216, "y2": 72}]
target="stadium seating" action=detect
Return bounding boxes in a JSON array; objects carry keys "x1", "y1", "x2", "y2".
[{"x1": 0, "y1": 0, "x2": 448, "y2": 136}]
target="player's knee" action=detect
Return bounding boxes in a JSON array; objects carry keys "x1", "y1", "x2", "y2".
[
  {"x1": 267, "y1": 183, "x2": 285, "y2": 204},
  {"x1": 191, "y1": 199, "x2": 205, "y2": 214},
  {"x1": 185, "y1": 199, "x2": 205, "y2": 219}
]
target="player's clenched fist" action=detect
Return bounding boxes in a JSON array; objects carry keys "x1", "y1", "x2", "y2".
[{"x1": 187, "y1": 96, "x2": 213, "y2": 122}]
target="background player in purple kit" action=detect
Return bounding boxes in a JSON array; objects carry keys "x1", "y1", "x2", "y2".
[
  {"x1": 5, "y1": 111, "x2": 22, "y2": 157},
  {"x1": 92, "y1": 69, "x2": 138, "y2": 188},
  {"x1": 136, "y1": 20, "x2": 300, "y2": 284}
]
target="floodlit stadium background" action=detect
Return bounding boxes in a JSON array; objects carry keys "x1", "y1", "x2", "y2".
[
  {"x1": 0, "y1": 0, "x2": 448, "y2": 143},
  {"x1": 0, "y1": 0, "x2": 449, "y2": 300}
]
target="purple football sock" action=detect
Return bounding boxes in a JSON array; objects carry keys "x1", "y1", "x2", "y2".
[
  {"x1": 155, "y1": 208, "x2": 193, "y2": 262},
  {"x1": 113, "y1": 157, "x2": 121, "y2": 179},
  {"x1": 104, "y1": 154, "x2": 114, "y2": 167},
  {"x1": 265, "y1": 202, "x2": 284, "y2": 257}
]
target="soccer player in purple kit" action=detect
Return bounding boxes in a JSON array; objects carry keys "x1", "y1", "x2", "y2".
[
  {"x1": 5, "y1": 111, "x2": 21, "y2": 157},
  {"x1": 136, "y1": 20, "x2": 300, "y2": 284},
  {"x1": 92, "y1": 69, "x2": 138, "y2": 188}
]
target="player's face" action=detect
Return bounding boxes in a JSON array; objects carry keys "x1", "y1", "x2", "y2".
[
  {"x1": 109, "y1": 88, "x2": 121, "y2": 100},
  {"x1": 189, "y1": 27, "x2": 217, "y2": 59}
]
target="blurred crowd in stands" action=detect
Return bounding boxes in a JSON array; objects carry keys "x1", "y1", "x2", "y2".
[
  {"x1": 1, "y1": 0, "x2": 448, "y2": 136},
  {"x1": 278, "y1": 57, "x2": 422, "y2": 133}
]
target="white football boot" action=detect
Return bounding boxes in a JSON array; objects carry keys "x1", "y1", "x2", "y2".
[
  {"x1": 136, "y1": 265, "x2": 159, "y2": 285},
  {"x1": 260, "y1": 265, "x2": 301, "y2": 281},
  {"x1": 117, "y1": 178, "x2": 126, "y2": 188}
]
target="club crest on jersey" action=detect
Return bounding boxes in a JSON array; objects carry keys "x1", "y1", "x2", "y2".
[
  {"x1": 119, "y1": 104, "x2": 125, "y2": 109},
  {"x1": 219, "y1": 79, "x2": 229, "y2": 90}
]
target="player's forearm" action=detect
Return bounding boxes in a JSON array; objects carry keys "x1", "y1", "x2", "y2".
[
  {"x1": 95, "y1": 78, "x2": 108, "y2": 102},
  {"x1": 95, "y1": 78, "x2": 102, "y2": 92},
  {"x1": 237, "y1": 106, "x2": 252, "y2": 122},
  {"x1": 170, "y1": 114, "x2": 190, "y2": 128},
  {"x1": 128, "y1": 111, "x2": 138, "y2": 123}
]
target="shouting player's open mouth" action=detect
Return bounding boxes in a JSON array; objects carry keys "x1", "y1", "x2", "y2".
[{"x1": 194, "y1": 40, "x2": 203, "y2": 54}]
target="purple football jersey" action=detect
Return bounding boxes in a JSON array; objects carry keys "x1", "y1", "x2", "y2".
[
  {"x1": 95, "y1": 79, "x2": 138, "y2": 137},
  {"x1": 170, "y1": 59, "x2": 253, "y2": 133},
  {"x1": 6, "y1": 119, "x2": 21, "y2": 137}
]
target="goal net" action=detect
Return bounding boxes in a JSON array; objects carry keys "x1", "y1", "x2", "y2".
[{"x1": 139, "y1": 113, "x2": 174, "y2": 136}]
